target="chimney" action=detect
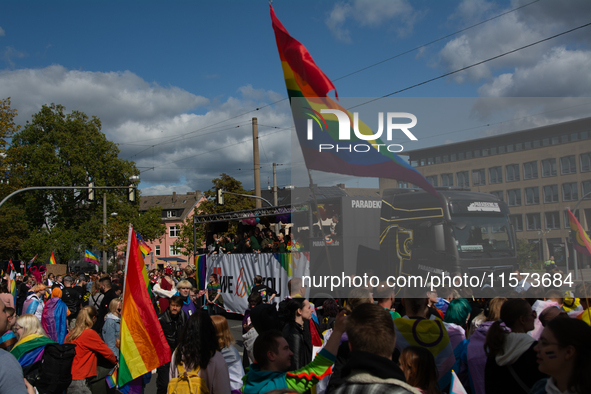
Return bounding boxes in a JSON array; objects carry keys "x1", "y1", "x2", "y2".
[{"x1": 337, "y1": 183, "x2": 346, "y2": 189}]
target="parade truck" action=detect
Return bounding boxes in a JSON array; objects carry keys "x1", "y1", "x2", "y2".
[
  {"x1": 299, "y1": 187, "x2": 516, "y2": 295},
  {"x1": 378, "y1": 188, "x2": 517, "y2": 281}
]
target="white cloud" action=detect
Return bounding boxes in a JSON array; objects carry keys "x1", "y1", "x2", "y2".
[
  {"x1": 0, "y1": 27, "x2": 5, "y2": 36},
  {"x1": 478, "y1": 47, "x2": 591, "y2": 97},
  {"x1": 437, "y1": 0, "x2": 591, "y2": 95},
  {"x1": 326, "y1": 0, "x2": 417, "y2": 43},
  {"x1": 0, "y1": 65, "x2": 293, "y2": 195}
]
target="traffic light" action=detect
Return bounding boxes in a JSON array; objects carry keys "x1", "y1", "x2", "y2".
[
  {"x1": 88, "y1": 182, "x2": 94, "y2": 201},
  {"x1": 217, "y1": 188, "x2": 224, "y2": 205},
  {"x1": 128, "y1": 184, "x2": 136, "y2": 202}
]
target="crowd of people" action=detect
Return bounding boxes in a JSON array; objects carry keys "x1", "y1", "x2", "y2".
[
  {"x1": 1, "y1": 265, "x2": 590, "y2": 394},
  {"x1": 207, "y1": 227, "x2": 307, "y2": 255}
]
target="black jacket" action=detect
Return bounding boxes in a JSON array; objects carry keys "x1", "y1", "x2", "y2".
[
  {"x1": 282, "y1": 320, "x2": 313, "y2": 371},
  {"x1": 485, "y1": 343, "x2": 547, "y2": 394},
  {"x1": 158, "y1": 309, "x2": 187, "y2": 353},
  {"x1": 93, "y1": 288, "x2": 117, "y2": 333}
]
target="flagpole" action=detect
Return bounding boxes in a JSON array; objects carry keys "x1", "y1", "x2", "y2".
[{"x1": 122, "y1": 224, "x2": 133, "y2": 301}]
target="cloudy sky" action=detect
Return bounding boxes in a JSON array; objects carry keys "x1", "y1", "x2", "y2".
[{"x1": 1, "y1": 0, "x2": 590, "y2": 195}]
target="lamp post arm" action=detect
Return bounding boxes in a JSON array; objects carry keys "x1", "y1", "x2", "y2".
[
  {"x1": 0, "y1": 186, "x2": 137, "y2": 209},
  {"x1": 220, "y1": 191, "x2": 274, "y2": 207}
]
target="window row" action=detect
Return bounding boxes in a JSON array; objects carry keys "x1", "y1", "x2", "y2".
[
  {"x1": 510, "y1": 210, "x2": 580, "y2": 231},
  {"x1": 427, "y1": 158, "x2": 590, "y2": 188},
  {"x1": 153, "y1": 244, "x2": 181, "y2": 256},
  {"x1": 489, "y1": 181, "x2": 591, "y2": 206},
  {"x1": 411, "y1": 132, "x2": 591, "y2": 167}
]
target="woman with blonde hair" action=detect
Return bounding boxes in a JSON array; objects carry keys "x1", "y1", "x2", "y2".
[
  {"x1": 23, "y1": 283, "x2": 47, "y2": 321},
  {"x1": 88, "y1": 280, "x2": 104, "y2": 310},
  {"x1": 10, "y1": 314, "x2": 55, "y2": 369},
  {"x1": 66, "y1": 306, "x2": 117, "y2": 394},
  {"x1": 102, "y1": 298, "x2": 122, "y2": 358},
  {"x1": 211, "y1": 315, "x2": 244, "y2": 394}
]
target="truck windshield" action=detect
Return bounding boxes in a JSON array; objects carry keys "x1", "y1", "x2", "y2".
[{"x1": 450, "y1": 215, "x2": 514, "y2": 255}]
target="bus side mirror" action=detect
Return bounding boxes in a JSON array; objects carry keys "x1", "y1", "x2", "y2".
[{"x1": 433, "y1": 224, "x2": 445, "y2": 252}]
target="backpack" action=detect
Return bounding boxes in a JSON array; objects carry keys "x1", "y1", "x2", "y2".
[
  {"x1": 25, "y1": 343, "x2": 77, "y2": 394},
  {"x1": 62, "y1": 287, "x2": 81, "y2": 315},
  {"x1": 167, "y1": 363, "x2": 209, "y2": 394}
]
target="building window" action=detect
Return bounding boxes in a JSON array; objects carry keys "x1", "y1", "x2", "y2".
[
  {"x1": 490, "y1": 147, "x2": 498, "y2": 155},
  {"x1": 525, "y1": 141, "x2": 532, "y2": 149},
  {"x1": 562, "y1": 182, "x2": 578, "y2": 201},
  {"x1": 506, "y1": 164, "x2": 520, "y2": 182},
  {"x1": 450, "y1": 153, "x2": 457, "y2": 162},
  {"x1": 571, "y1": 133, "x2": 578, "y2": 142},
  {"x1": 472, "y1": 169, "x2": 485, "y2": 186},
  {"x1": 533, "y1": 140, "x2": 541, "y2": 148},
  {"x1": 523, "y1": 161, "x2": 538, "y2": 180},
  {"x1": 583, "y1": 180, "x2": 591, "y2": 199},
  {"x1": 426, "y1": 176, "x2": 438, "y2": 187},
  {"x1": 458, "y1": 152, "x2": 465, "y2": 160},
  {"x1": 398, "y1": 181, "x2": 409, "y2": 188},
  {"x1": 525, "y1": 187, "x2": 540, "y2": 205},
  {"x1": 564, "y1": 210, "x2": 580, "y2": 229},
  {"x1": 581, "y1": 153, "x2": 591, "y2": 172},
  {"x1": 510, "y1": 214, "x2": 523, "y2": 232},
  {"x1": 154, "y1": 245, "x2": 160, "y2": 256},
  {"x1": 474, "y1": 150, "x2": 481, "y2": 158},
  {"x1": 489, "y1": 166, "x2": 503, "y2": 184},
  {"x1": 466, "y1": 151, "x2": 473, "y2": 159},
  {"x1": 169, "y1": 225, "x2": 180, "y2": 237},
  {"x1": 457, "y1": 171, "x2": 469, "y2": 188},
  {"x1": 507, "y1": 144, "x2": 514, "y2": 153},
  {"x1": 543, "y1": 185, "x2": 559, "y2": 203},
  {"x1": 561, "y1": 155, "x2": 576, "y2": 175},
  {"x1": 552, "y1": 136, "x2": 559, "y2": 145},
  {"x1": 542, "y1": 159, "x2": 557, "y2": 177},
  {"x1": 420, "y1": 158, "x2": 426, "y2": 166},
  {"x1": 166, "y1": 210, "x2": 177, "y2": 218},
  {"x1": 545, "y1": 212, "x2": 560, "y2": 230},
  {"x1": 526, "y1": 213, "x2": 541, "y2": 231},
  {"x1": 561, "y1": 135, "x2": 569, "y2": 143},
  {"x1": 515, "y1": 142, "x2": 523, "y2": 151},
  {"x1": 427, "y1": 157, "x2": 434, "y2": 165},
  {"x1": 490, "y1": 191, "x2": 504, "y2": 201},
  {"x1": 441, "y1": 173, "x2": 453, "y2": 187},
  {"x1": 443, "y1": 155, "x2": 449, "y2": 163},
  {"x1": 507, "y1": 189, "x2": 522, "y2": 206},
  {"x1": 169, "y1": 245, "x2": 181, "y2": 256},
  {"x1": 498, "y1": 145, "x2": 506, "y2": 154}
]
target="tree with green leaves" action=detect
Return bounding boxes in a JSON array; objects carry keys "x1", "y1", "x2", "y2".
[
  {"x1": 516, "y1": 238, "x2": 539, "y2": 270},
  {"x1": 4, "y1": 103, "x2": 164, "y2": 263},
  {"x1": 173, "y1": 174, "x2": 255, "y2": 255}
]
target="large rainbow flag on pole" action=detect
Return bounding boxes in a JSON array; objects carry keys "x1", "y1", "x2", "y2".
[
  {"x1": 118, "y1": 225, "x2": 170, "y2": 386},
  {"x1": 270, "y1": 5, "x2": 438, "y2": 197},
  {"x1": 195, "y1": 254, "x2": 207, "y2": 291}
]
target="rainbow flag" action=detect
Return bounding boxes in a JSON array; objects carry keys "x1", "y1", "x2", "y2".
[
  {"x1": 85, "y1": 250, "x2": 100, "y2": 265},
  {"x1": 136, "y1": 231, "x2": 152, "y2": 258},
  {"x1": 119, "y1": 226, "x2": 170, "y2": 386},
  {"x1": 27, "y1": 255, "x2": 37, "y2": 268},
  {"x1": 274, "y1": 253, "x2": 293, "y2": 276},
  {"x1": 270, "y1": 5, "x2": 438, "y2": 198},
  {"x1": 48, "y1": 251, "x2": 57, "y2": 265},
  {"x1": 568, "y1": 209, "x2": 591, "y2": 256},
  {"x1": 195, "y1": 254, "x2": 207, "y2": 291},
  {"x1": 7, "y1": 260, "x2": 17, "y2": 306}
]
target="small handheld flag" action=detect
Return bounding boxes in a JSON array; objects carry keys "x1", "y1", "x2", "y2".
[
  {"x1": 450, "y1": 370, "x2": 467, "y2": 394},
  {"x1": 48, "y1": 251, "x2": 57, "y2": 265},
  {"x1": 136, "y1": 231, "x2": 152, "y2": 258},
  {"x1": 84, "y1": 250, "x2": 100, "y2": 265},
  {"x1": 27, "y1": 255, "x2": 38, "y2": 268}
]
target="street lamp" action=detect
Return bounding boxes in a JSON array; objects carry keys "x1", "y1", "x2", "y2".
[{"x1": 537, "y1": 229, "x2": 552, "y2": 263}]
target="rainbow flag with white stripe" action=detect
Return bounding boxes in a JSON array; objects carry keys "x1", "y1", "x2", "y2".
[{"x1": 118, "y1": 226, "x2": 170, "y2": 386}]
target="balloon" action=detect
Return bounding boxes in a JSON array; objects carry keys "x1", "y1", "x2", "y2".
[{"x1": 255, "y1": 217, "x2": 260, "y2": 223}]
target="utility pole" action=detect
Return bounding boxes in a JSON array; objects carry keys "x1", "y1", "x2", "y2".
[
  {"x1": 253, "y1": 117, "x2": 261, "y2": 208},
  {"x1": 103, "y1": 192, "x2": 107, "y2": 272},
  {"x1": 273, "y1": 163, "x2": 279, "y2": 233}
]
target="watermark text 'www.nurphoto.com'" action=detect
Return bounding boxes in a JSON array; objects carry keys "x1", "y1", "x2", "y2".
[{"x1": 303, "y1": 272, "x2": 573, "y2": 292}]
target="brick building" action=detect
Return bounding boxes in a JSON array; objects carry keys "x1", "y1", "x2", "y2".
[{"x1": 380, "y1": 117, "x2": 591, "y2": 268}]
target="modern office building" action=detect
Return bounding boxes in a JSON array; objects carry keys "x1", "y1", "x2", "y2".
[{"x1": 380, "y1": 116, "x2": 591, "y2": 268}]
